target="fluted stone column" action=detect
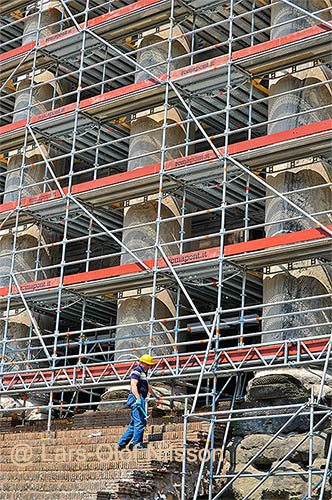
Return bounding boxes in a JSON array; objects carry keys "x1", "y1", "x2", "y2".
[
  {"x1": 0, "y1": 3, "x2": 65, "y2": 420},
  {"x1": 5, "y1": 76, "x2": 59, "y2": 203},
  {"x1": 5, "y1": 3, "x2": 66, "y2": 203},
  {"x1": 226, "y1": 3, "x2": 332, "y2": 499},
  {"x1": 100, "y1": 30, "x2": 192, "y2": 408},
  {"x1": 253, "y1": 0, "x2": 332, "y2": 389}
]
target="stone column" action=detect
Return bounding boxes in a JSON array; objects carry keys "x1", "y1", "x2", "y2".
[
  {"x1": 0, "y1": 3, "x2": 65, "y2": 420},
  {"x1": 100, "y1": 29, "x2": 192, "y2": 408},
  {"x1": 250, "y1": 0, "x2": 332, "y2": 395},
  {"x1": 225, "y1": 4, "x2": 332, "y2": 499},
  {"x1": 4, "y1": 2, "x2": 65, "y2": 204}
]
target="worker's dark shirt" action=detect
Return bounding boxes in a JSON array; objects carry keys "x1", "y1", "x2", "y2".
[{"x1": 130, "y1": 364, "x2": 148, "y2": 399}]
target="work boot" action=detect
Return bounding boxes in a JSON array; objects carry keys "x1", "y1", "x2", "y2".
[{"x1": 129, "y1": 443, "x2": 145, "y2": 451}]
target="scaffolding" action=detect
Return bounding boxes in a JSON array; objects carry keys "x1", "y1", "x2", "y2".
[{"x1": 0, "y1": 0, "x2": 331, "y2": 498}]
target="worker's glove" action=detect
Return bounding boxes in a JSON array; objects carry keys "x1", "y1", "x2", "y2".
[{"x1": 136, "y1": 397, "x2": 143, "y2": 408}]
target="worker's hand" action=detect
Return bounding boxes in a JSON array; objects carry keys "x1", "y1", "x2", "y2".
[{"x1": 136, "y1": 397, "x2": 143, "y2": 407}]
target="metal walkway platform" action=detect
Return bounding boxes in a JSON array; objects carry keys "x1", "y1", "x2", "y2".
[
  {"x1": 0, "y1": 119, "x2": 330, "y2": 227},
  {"x1": 1, "y1": 24, "x2": 331, "y2": 152},
  {"x1": 1, "y1": 335, "x2": 330, "y2": 394},
  {"x1": 0, "y1": 223, "x2": 330, "y2": 306},
  {"x1": 0, "y1": 0, "x2": 141, "y2": 19},
  {"x1": 0, "y1": 0, "x2": 187, "y2": 81}
]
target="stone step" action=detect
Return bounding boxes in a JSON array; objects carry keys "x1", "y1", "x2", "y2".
[
  {"x1": 0, "y1": 420, "x2": 212, "y2": 442},
  {"x1": 5, "y1": 429, "x2": 217, "y2": 442},
  {"x1": 0, "y1": 469, "x2": 183, "y2": 498},
  {"x1": 0, "y1": 410, "x2": 188, "y2": 434},
  {"x1": 0, "y1": 440, "x2": 190, "y2": 467},
  {"x1": 0, "y1": 463, "x2": 176, "y2": 480},
  {"x1": 0, "y1": 464, "x2": 183, "y2": 492},
  {"x1": 0, "y1": 479, "x2": 117, "y2": 493},
  {"x1": 0, "y1": 407, "x2": 227, "y2": 434},
  {"x1": 0, "y1": 458, "x2": 183, "y2": 478},
  {"x1": 0, "y1": 433, "x2": 219, "y2": 458},
  {"x1": 0, "y1": 492, "x2": 96, "y2": 500},
  {"x1": 0, "y1": 409, "x2": 227, "y2": 500},
  {"x1": 0, "y1": 430, "x2": 179, "y2": 445}
]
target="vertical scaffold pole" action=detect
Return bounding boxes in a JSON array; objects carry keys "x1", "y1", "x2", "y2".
[
  {"x1": 148, "y1": 0, "x2": 176, "y2": 360},
  {"x1": 307, "y1": 387, "x2": 315, "y2": 499},
  {"x1": 181, "y1": 398, "x2": 188, "y2": 500}
]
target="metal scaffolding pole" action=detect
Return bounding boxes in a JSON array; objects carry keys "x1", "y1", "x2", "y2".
[{"x1": 0, "y1": 0, "x2": 331, "y2": 496}]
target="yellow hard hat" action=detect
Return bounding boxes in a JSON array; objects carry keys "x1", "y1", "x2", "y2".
[{"x1": 139, "y1": 354, "x2": 155, "y2": 365}]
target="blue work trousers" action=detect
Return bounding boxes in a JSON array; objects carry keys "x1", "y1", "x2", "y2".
[{"x1": 118, "y1": 394, "x2": 146, "y2": 448}]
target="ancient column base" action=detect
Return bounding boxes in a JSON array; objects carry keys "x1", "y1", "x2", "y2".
[
  {"x1": 0, "y1": 395, "x2": 50, "y2": 420},
  {"x1": 98, "y1": 385, "x2": 131, "y2": 410},
  {"x1": 98, "y1": 382, "x2": 185, "y2": 411},
  {"x1": 247, "y1": 368, "x2": 332, "y2": 403}
]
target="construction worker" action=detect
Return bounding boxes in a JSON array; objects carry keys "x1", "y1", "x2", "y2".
[{"x1": 118, "y1": 354, "x2": 159, "y2": 450}]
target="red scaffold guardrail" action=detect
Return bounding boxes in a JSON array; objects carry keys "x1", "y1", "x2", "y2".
[
  {"x1": 0, "y1": 0, "x2": 167, "y2": 64},
  {"x1": 0, "y1": 24, "x2": 331, "y2": 138},
  {"x1": 0, "y1": 119, "x2": 331, "y2": 216},
  {"x1": 0, "y1": 223, "x2": 330, "y2": 298}
]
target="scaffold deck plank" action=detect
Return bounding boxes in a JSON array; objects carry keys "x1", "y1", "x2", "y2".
[
  {"x1": 1, "y1": 336, "x2": 330, "y2": 393},
  {"x1": 0, "y1": 223, "x2": 330, "y2": 305},
  {"x1": 1, "y1": 11, "x2": 329, "y2": 84},
  {"x1": 0, "y1": 119, "x2": 330, "y2": 228},
  {"x1": 0, "y1": 0, "x2": 96, "y2": 15},
  {"x1": 0, "y1": 24, "x2": 331, "y2": 153},
  {"x1": 0, "y1": 0, "x2": 187, "y2": 81}
]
